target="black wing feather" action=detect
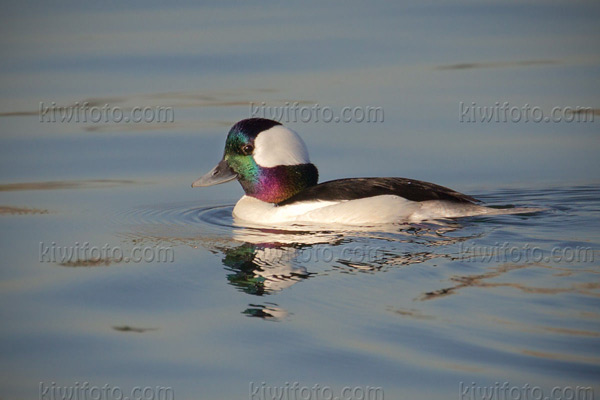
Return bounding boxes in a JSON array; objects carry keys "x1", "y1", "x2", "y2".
[{"x1": 277, "y1": 177, "x2": 479, "y2": 206}]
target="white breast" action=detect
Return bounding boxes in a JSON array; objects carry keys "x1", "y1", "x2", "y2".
[{"x1": 232, "y1": 195, "x2": 340, "y2": 225}]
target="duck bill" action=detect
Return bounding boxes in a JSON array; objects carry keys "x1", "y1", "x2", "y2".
[{"x1": 191, "y1": 159, "x2": 237, "y2": 187}]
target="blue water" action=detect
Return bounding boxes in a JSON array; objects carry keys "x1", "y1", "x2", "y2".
[{"x1": 1, "y1": 2, "x2": 599, "y2": 400}]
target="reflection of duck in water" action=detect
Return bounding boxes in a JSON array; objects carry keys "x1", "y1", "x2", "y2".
[
  {"x1": 219, "y1": 224, "x2": 352, "y2": 296},
  {"x1": 218, "y1": 221, "x2": 469, "y2": 297},
  {"x1": 120, "y1": 206, "x2": 477, "y2": 320},
  {"x1": 193, "y1": 118, "x2": 537, "y2": 226},
  {"x1": 219, "y1": 239, "x2": 312, "y2": 320},
  {"x1": 221, "y1": 242, "x2": 309, "y2": 295}
]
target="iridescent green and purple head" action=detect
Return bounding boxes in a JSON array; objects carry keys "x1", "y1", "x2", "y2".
[{"x1": 192, "y1": 118, "x2": 319, "y2": 204}]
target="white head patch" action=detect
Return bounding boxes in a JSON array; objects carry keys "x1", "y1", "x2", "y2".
[{"x1": 253, "y1": 125, "x2": 311, "y2": 168}]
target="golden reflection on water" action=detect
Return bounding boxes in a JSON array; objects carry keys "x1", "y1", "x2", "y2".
[
  {"x1": 420, "y1": 263, "x2": 600, "y2": 301},
  {"x1": 112, "y1": 325, "x2": 158, "y2": 333},
  {"x1": 435, "y1": 59, "x2": 559, "y2": 70},
  {"x1": 0, "y1": 206, "x2": 49, "y2": 215},
  {"x1": 0, "y1": 179, "x2": 140, "y2": 192}
]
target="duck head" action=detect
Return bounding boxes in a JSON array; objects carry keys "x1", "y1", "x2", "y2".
[{"x1": 192, "y1": 118, "x2": 319, "y2": 204}]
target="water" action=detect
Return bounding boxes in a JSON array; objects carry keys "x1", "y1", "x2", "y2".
[{"x1": 1, "y1": 2, "x2": 599, "y2": 400}]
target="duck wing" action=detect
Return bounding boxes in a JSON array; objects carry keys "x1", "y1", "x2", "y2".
[{"x1": 277, "y1": 177, "x2": 479, "y2": 206}]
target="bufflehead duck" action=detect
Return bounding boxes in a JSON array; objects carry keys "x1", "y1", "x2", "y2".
[{"x1": 192, "y1": 118, "x2": 528, "y2": 226}]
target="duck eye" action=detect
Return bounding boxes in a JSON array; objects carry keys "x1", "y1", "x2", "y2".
[{"x1": 241, "y1": 144, "x2": 254, "y2": 155}]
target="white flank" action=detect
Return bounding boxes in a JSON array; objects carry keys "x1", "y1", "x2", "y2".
[{"x1": 232, "y1": 195, "x2": 541, "y2": 227}]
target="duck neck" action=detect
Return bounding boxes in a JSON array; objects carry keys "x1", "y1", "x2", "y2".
[{"x1": 240, "y1": 163, "x2": 319, "y2": 204}]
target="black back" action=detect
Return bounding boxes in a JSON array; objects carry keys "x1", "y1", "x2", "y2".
[{"x1": 277, "y1": 177, "x2": 479, "y2": 206}]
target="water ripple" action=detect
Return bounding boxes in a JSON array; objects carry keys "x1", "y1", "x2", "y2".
[{"x1": 113, "y1": 201, "x2": 235, "y2": 233}]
